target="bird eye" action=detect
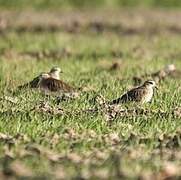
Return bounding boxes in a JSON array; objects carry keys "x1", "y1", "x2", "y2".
[{"x1": 146, "y1": 81, "x2": 154, "y2": 85}]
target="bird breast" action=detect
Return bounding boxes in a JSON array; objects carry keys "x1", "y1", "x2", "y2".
[
  {"x1": 142, "y1": 87, "x2": 154, "y2": 103},
  {"x1": 49, "y1": 73, "x2": 60, "y2": 80}
]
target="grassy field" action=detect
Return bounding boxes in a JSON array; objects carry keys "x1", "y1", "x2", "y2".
[{"x1": 0, "y1": 9, "x2": 180, "y2": 179}]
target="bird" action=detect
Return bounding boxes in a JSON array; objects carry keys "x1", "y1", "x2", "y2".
[
  {"x1": 110, "y1": 80, "x2": 157, "y2": 105},
  {"x1": 17, "y1": 67, "x2": 62, "y2": 89},
  {"x1": 48, "y1": 67, "x2": 62, "y2": 80},
  {"x1": 38, "y1": 73, "x2": 76, "y2": 94}
]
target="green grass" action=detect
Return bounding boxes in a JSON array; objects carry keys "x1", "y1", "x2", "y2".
[{"x1": 0, "y1": 10, "x2": 180, "y2": 179}]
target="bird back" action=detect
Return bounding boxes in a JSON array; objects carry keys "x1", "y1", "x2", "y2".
[
  {"x1": 110, "y1": 86, "x2": 147, "y2": 104},
  {"x1": 40, "y1": 77, "x2": 75, "y2": 93}
]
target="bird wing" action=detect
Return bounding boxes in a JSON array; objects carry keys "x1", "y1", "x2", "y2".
[
  {"x1": 110, "y1": 86, "x2": 146, "y2": 104},
  {"x1": 40, "y1": 77, "x2": 75, "y2": 93},
  {"x1": 18, "y1": 76, "x2": 41, "y2": 89},
  {"x1": 122, "y1": 87, "x2": 146, "y2": 102}
]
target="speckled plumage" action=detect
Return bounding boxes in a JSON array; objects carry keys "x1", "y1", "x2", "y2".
[
  {"x1": 110, "y1": 80, "x2": 157, "y2": 104},
  {"x1": 39, "y1": 76, "x2": 75, "y2": 93},
  {"x1": 18, "y1": 67, "x2": 61, "y2": 89}
]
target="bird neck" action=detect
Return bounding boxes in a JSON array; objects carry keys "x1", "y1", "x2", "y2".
[
  {"x1": 143, "y1": 85, "x2": 153, "y2": 91},
  {"x1": 50, "y1": 72, "x2": 60, "y2": 80}
]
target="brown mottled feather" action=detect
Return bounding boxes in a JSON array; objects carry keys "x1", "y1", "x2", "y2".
[
  {"x1": 110, "y1": 86, "x2": 147, "y2": 104},
  {"x1": 18, "y1": 76, "x2": 41, "y2": 89},
  {"x1": 40, "y1": 77, "x2": 75, "y2": 93},
  {"x1": 18, "y1": 67, "x2": 61, "y2": 90}
]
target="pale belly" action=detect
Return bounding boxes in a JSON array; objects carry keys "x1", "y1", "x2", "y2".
[{"x1": 142, "y1": 89, "x2": 154, "y2": 103}]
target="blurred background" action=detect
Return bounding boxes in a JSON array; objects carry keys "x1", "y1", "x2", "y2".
[{"x1": 0, "y1": 0, "x2": 181, "y2": 9}]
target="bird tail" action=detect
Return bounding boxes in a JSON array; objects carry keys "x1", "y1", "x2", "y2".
[
  {"x1": 17, "y1": 83, "x2": 29, "y2": 90},
  {"x1": 109, "y1": 97, "x2": 123, "y2": 105}
]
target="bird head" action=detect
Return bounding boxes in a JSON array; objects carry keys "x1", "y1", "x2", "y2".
[
  {"x1": 50, "y1": 67, "x2": 62, "y2": 74},
  {"x1": 49, "y1": 67, "x2": 62, "y2": 79},
  {"x1": 143, "y1": 80, "x2": 158, "y2": 89}
]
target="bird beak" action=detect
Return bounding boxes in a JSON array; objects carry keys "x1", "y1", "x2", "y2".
[
  {"x1": 60, "y1": 71, "x2": 63, "y2": 73},
  {"x1": 155, "y1": 86, "x2": 158, "y2": 90}
]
